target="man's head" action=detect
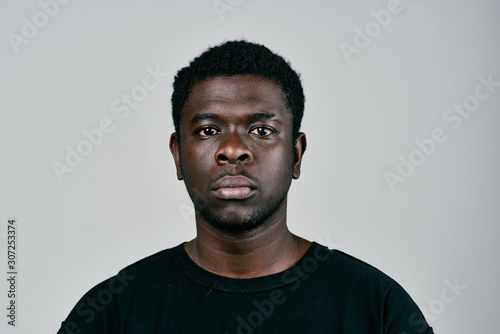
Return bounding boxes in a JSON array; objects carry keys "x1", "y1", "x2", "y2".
[
  {"x1": 169, "y1": 40, "x2": 307, "y2": 235},
  {"x1": 171, "y1": 40, "x2": 305, "y2": 143}
]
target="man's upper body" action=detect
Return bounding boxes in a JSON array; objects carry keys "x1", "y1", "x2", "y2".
[
  {"x1": 58, "y1": 40, "x2": 434, "y2": 333},
  {"x1": 58, "y1": 242, "x2": 432, "y2": 334}
]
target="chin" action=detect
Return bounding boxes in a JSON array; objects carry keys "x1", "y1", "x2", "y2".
[
  {"x1": 197, "y1": 207, "x2": 270, "y2": 235},
  {"x1": 203, "y1": 213, "x2": 263, "y2": 235},
  {"x1": 195, "y1": 193, "x2": 288, "y2": 235}
]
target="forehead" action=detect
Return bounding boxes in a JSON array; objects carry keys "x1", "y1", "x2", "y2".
[{"x1": 180, "y1": 75, "x2": 291, "y2": 123}]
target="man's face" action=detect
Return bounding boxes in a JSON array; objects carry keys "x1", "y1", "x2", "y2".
[{"x1": 170, "y1": 75, "x2": 306, "y2": 234}]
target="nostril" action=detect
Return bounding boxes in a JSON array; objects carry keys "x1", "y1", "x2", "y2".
[
  {"x1": 217, "y1": 154, "x2": 229, "y2": 161},
  {"x1": 238, "y1": 154, "x2": 249, "y2": 161}
]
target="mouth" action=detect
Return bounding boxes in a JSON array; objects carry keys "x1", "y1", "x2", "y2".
[
  {"x1": 211, "y1": 176, "x2": 257, "y2": 200},
  {"x1": 213, "y1": 187, "x2": 255, "y2": 200}
]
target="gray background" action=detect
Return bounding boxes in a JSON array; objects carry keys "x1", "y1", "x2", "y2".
[{"x1": 1, "y1": 0, "x2": 499, "y2": 333}]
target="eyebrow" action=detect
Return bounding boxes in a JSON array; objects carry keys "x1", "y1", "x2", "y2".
[
  {"x1": 189, "y1": 113, "x2": 219, "y2": 124},
  {"x1": 249, "y1": 113, "x2": 283, "y2": 125},
  {"x1": 188, "y1": 112, "x2": 283, "y2": 125}
]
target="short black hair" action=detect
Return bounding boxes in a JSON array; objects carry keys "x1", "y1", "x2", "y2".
[{"x1": 171, "y1": 40, "x2": 305, "y2": 142}]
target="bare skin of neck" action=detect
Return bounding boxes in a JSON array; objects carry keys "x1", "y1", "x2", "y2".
[{"x1": 184, "y1": 204, "x2": 311, "y2": 279}]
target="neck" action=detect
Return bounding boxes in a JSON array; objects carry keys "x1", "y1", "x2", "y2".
[{"x1": 184, "y1": 208, "x2": 311, "y2": 278}]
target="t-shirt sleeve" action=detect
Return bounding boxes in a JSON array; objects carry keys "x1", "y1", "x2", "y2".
[
  {"x1": 383, "y1": 280, "x2": 434, "y2": 334},
  {"x1": 56, "y1": 278, "x2": 121, "y2": 334}
]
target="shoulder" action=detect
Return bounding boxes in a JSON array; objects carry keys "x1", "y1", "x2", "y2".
[
  {"x1": 108, "y1": 243, "x2": 185, "y2": 290},
  {"x1": 331, "y1": 249, "x2": 391, "y2": 275},
  {"x1": 70, "y1": 243, "x2": 182, "y2": 303},
  {"x1": 316, "y1": 245, "x2": 434, "y2": 333},
  {"x1": 319, "y1": 246, "x2": 394, "y2": 280},
  {"x1": 58, "y1": 244, "x2": 184, "y2": 333},
  {"x1": 314, "y1": 245, "x2": 409, "y2": 298},
  {"x1": 119, "y1": 244, "x2": 178, "y2": 274}
]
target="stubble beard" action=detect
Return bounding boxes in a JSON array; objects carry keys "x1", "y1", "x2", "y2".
[{"x1": 195, "y1": 190, "x2": 289, "y2": 236}]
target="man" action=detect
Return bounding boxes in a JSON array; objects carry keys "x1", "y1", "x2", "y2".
[{"x1": 58, "y1": 40, "x2": 434, "y2": 333}]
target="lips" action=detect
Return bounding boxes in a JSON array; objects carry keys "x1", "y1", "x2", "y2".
[{"x1": 211, "y1": 176, "x2": 257, "y2": 200}]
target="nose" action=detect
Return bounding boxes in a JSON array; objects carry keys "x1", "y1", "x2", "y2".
[{"x1": 215, "y1": 132, "x2": 253, "y2": 165}]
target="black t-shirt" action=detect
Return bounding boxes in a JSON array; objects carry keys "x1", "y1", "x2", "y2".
[{"x1": 58, "y1": 242, "x2": 434, "y2": 333}]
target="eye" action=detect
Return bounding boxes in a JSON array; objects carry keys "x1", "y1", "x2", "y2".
[
  {"x1": 250, "y1": 127, "x2": 274, "y2": 137},
  {"x1": 197, "y1": 127, "x2": 220, "y2": 137}
]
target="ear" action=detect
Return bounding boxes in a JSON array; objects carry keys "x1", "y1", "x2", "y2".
[
  {"x1": 169, "y1": 133, "x2": 183, "y2": 180},
  {"x1": 292, "y1": 132, "x2": 307, "y2": 179}
]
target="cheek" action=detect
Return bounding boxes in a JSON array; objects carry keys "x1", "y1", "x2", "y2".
[
  {"x1": 260, "y1": 149, "x2": 295, "y2": 181},
  {"x1": 180, "y1": 145, "x2": 213, "y2": 179}
]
